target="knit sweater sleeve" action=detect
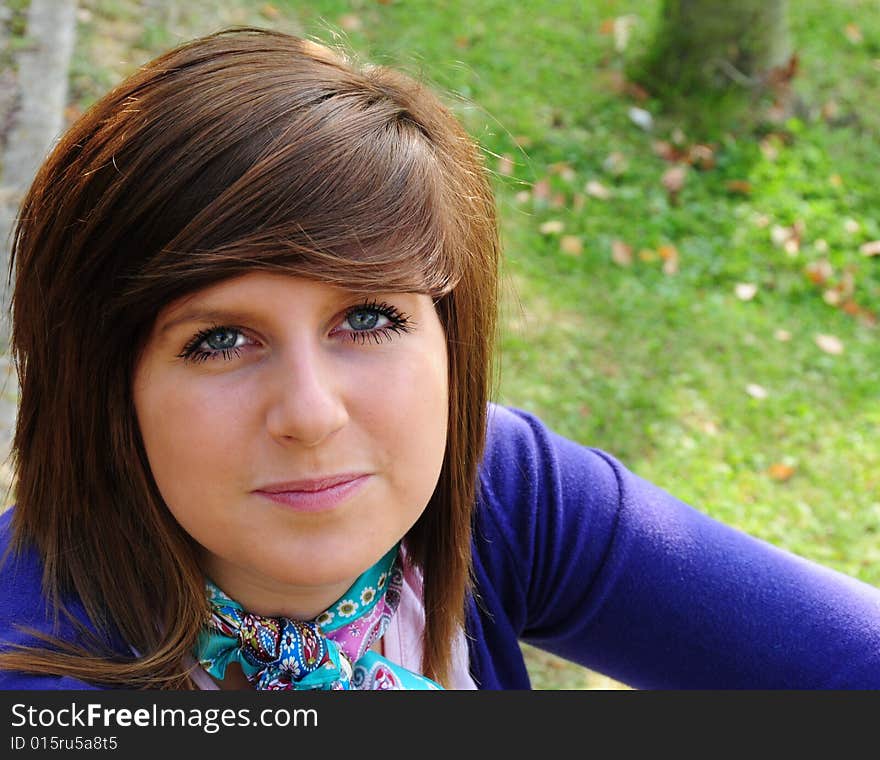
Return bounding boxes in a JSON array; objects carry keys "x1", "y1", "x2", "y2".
[{"x1": 474, "y1": 403, "x2": 880, "y2": 688}]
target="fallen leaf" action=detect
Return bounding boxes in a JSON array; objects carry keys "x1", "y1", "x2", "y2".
[
  {"x1": 661, "y1": 165, "x2": 687, "y2": 202},
  {"x1": 338, "y1": 14, "x2": 362, "y2": 30},
  {"x1": 550, "y1": 193, "x2": 567, "y2": 208},
  {"x1": 774, "y1": 329, "x2": 792, "y2": 341},
  {"x1": 497, "y1": 155, "x2": 514, "y2": 176},
  {"x1": 823, "y1": 289, "x2": 842, "y2": 306},
  {"x1": 532, "y1": 179, "x2": 551, "y2": 202},
  {"x1": 539, "y1": 220, "x2": 564, "y2": 235},
  {"x1": 585, "y1": 180, "x2": 611, "y2": 200},
  {"x1": 549, "y1": 162, "x2": 577, "y2": 182},
  {"x1": 829, "y1": 173, "x2": 843, "y2": 188},
  {"x1": 611, "y1": 240, "x2": 633, "y2": 266},
  {"x1": 767, "y1": 463, "x2": 796, "y2": 481},
  {"x1": 514, "y1": 191, "x2": 531, "y2": 204},
  {"x1": 759, "y1": 138, "x2": 779, "y2": 160},
  {"x1": 735, "y1": 283, "x2": 758, "y2": 301},
  {"x1": 624, "y1": 81, "x2": 650, "y2": 101},
  {"x1": 844, "y1": 23, "x2": 863, "y2": 44},
  {"x1": 770, "y1": 224, "x2": 792, "y2": 247},
  {"x1": 805, "y1": 260, "x2": 833, "y2": 284},
  {"x1": 688, "y1": 143, "x2": 715, "y2": 169},
  {"x1": 572, "y1": 194, "x2": 586, "y2": 211},
  {"x1": 455, "y1": 36, "x2": 470, "y2": 49},
  {"x1": 652, "y1": 140, "x2": 688, "y2": 162},
  {"x1": 602, "y1": 152, "x2": 628, "y2": 176},
  {"x1": 726, "y1": 180, "x2": 752, "y2": 195},
  {"x1": 513, "y1": 135, "x2": 532, "y2": 148},
  {"x1": 658, "y1": 244, "x2": 679, "y2": 275},
  {"x1": 638, "y1": 248, "x2": 657, "y2": 262},
  {"x1": 600, "y1": 69, "x2": 627, "y2": 95},
  {"x1": 814, "y1": 238, "x2": 829, "y2": 253},
  {"x1": 613, "y1": 15, "x2": 638, "y2": 52},
  {"x1": 560, "y1": 236, "x2": 582, "y2": 256},
  {"x1": 771, "y1": 222, "x2": 803, "y2": 255},
  {"x1": 260, "y1": 3, "x2": 280, "y2": 19},
  {"x1": 844, "y1": 218, "x2": 860, "y2": 234},
  {"x1": 815, "y1": 334, "x2": 844, "y2": 355},
  {"x1": 754, "y1": 214, "x2": 771, "y2": 228},
  {"x1": 819, "y1": 100, "x2": 840, "y2": 121},
  {"x1": 859, "y1": 240, "x2": 880, "y2": 256},
  {"x1": 628, "y1": 106, "x2": 654, "y2": 131},
  {"x1": 599, "y1": 18, "x2": 615, "y2": 34},
  {"x1": 746, "y1": 383, "x2": 768, "y2": 399}
]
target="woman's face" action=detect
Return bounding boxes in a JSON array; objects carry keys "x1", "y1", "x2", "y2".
[{"x1": 132, "y1": 272, "x2": 448, "y2": 618}]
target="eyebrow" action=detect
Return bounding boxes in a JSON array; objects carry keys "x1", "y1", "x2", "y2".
[{"x1": 159, "y1": 309, "x2": 262, "y2": 335}]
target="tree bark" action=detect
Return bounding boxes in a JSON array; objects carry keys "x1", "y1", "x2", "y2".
[
  {"x1": 646, "y1": 0, "x2": 791, "y2": 93},
  {"x1": 0, "y1": 0, "x2": 78, "y2": 350}
]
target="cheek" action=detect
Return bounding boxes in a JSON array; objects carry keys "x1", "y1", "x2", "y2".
[
  {"x1": 367, "y1": 343, "x2": 448, "y2": 498},
  {"x1": 133, "y1": 370, "x2": 246, "y2": 508}
]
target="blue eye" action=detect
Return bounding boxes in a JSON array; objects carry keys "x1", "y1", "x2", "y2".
[
  {"x1": 204, "y1": 328, "x2": 241, "y2": 350},
  {"x1": 178, "y1": 326, "x2": 248, "y2": 363},
  {"x1": 339, "y1": 301, "x2": 413, "y2": 345},
  {"x1": 345, "y1": 308, "x2": 383, "y2": 331}
]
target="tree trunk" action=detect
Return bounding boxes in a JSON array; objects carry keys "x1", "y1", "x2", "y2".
[
  {"x1": 0, "y1": 0, "x2": 78, "y2": 350},
  {"x1": 646, "y1": 0, "x2": 791, "y2": 93}
]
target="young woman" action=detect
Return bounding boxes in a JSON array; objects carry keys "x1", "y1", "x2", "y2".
[{"x1": 1, "y1": 28, "x2": 878, "y2": 690}]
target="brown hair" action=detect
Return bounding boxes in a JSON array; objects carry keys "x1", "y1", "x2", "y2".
[{"x1": 0, "y1": 28, "x2": 499, "y2": 687}]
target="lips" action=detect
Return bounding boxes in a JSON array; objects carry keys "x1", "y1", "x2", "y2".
[
  {"x1": 255, "y1": 473, "x2": 370, "y2": 493},
  {"x1": 254, "y1": 473, "x2": 372, "y2": 513}
]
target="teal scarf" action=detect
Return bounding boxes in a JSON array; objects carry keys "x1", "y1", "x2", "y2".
[{"x1": 195, "y1": 545, "x2": 441, "y2": 690}]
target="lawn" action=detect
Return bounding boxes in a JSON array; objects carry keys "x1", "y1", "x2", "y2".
[{"x1": 42, "y1": 0, "x2": 880, "y2": 687}]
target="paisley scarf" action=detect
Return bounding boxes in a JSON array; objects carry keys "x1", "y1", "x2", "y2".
[{"x1": 195, "y1": 544, "x2": 441, "y2": 690}]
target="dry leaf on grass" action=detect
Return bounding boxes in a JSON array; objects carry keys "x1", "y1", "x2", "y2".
[
  {"x1": 815, "y1": 334, "x2": 844, "y2": 355},
  {"x1": 658, "y1": 244, "x2": 679, "y2": 275},
  {"x1": 805, "y1": 260, "x2": 833, "y2": 284},
  {"x1": 767, "y1": 463, "x2": 796, "y2": 481},
  {"x1": 497, "y1": 155, "x2": 515, "y2": 176},
  {"x1": 746, "y1": 384, "x2": 769, "y2": 399},
  {"x1": 338, "y1": 14, "x2": 362, "y2": 30},
  {"x1": 844, "y1": 23, "x2": 863, "y2": 44},
  {"x1": 735, "y1": 283, "x2": 758, "y2": 301},
  {"x1": 560, "y1": 236, "x2": 582, "y2": 256},
  {"x1": 859, "y1": 240, "x2": 880, "y2": 257},
  {"x1": 661, "y1": 166, "x2": 687, "y2": 203},
  {"x1": 611, "y1": 240, "x2": 633, "y2": 266},
  {"x1": 585, "y1": 180, "x2": 611, "y2": 200},
  {"x1": 539, "y1": 220, "x2": 564, "y2": 235}
]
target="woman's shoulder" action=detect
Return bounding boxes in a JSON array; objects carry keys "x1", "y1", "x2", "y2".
[
  {"x1": 480, "y1": 402, "x2": 624, "y2": 509},
  {"x1": 0, "y1": 507, "x2": 49, "y2": 623},
  {"x1": 475, "y1": 403, "x2": 625, "y2": 578},
  {"x1": 0, "y1": 508, "x2": 107, "y2": 689}
]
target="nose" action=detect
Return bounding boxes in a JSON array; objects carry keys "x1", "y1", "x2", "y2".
[{"x1": 264, "y1": 340, "x2": 349, "y2": 447}]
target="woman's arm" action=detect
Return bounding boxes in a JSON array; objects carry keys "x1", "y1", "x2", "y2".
[{"x1": 475, "y1": 404, "x2": 880, "y2": 688}]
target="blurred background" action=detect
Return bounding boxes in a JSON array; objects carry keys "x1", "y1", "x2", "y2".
[{"x1": 0, "y1": 0, "x2": 878, "y2": 688}]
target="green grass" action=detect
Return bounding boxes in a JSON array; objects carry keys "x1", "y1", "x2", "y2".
[{"x1": 67, "y1": 0, "x2": 880, "y2": 689}]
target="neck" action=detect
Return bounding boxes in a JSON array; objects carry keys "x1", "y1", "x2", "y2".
[{"x1": 199, "y1": 553, "x2": 354, "y2": 620}]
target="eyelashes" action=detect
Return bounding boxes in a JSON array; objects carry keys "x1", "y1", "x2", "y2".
[{"x1": 177, "y1": 300, "x2": 414, "y2": 364}]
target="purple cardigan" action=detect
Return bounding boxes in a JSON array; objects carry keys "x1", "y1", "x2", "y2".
[{"x1": 3, "y1": 403, "x2": 880, "y2": 689}]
